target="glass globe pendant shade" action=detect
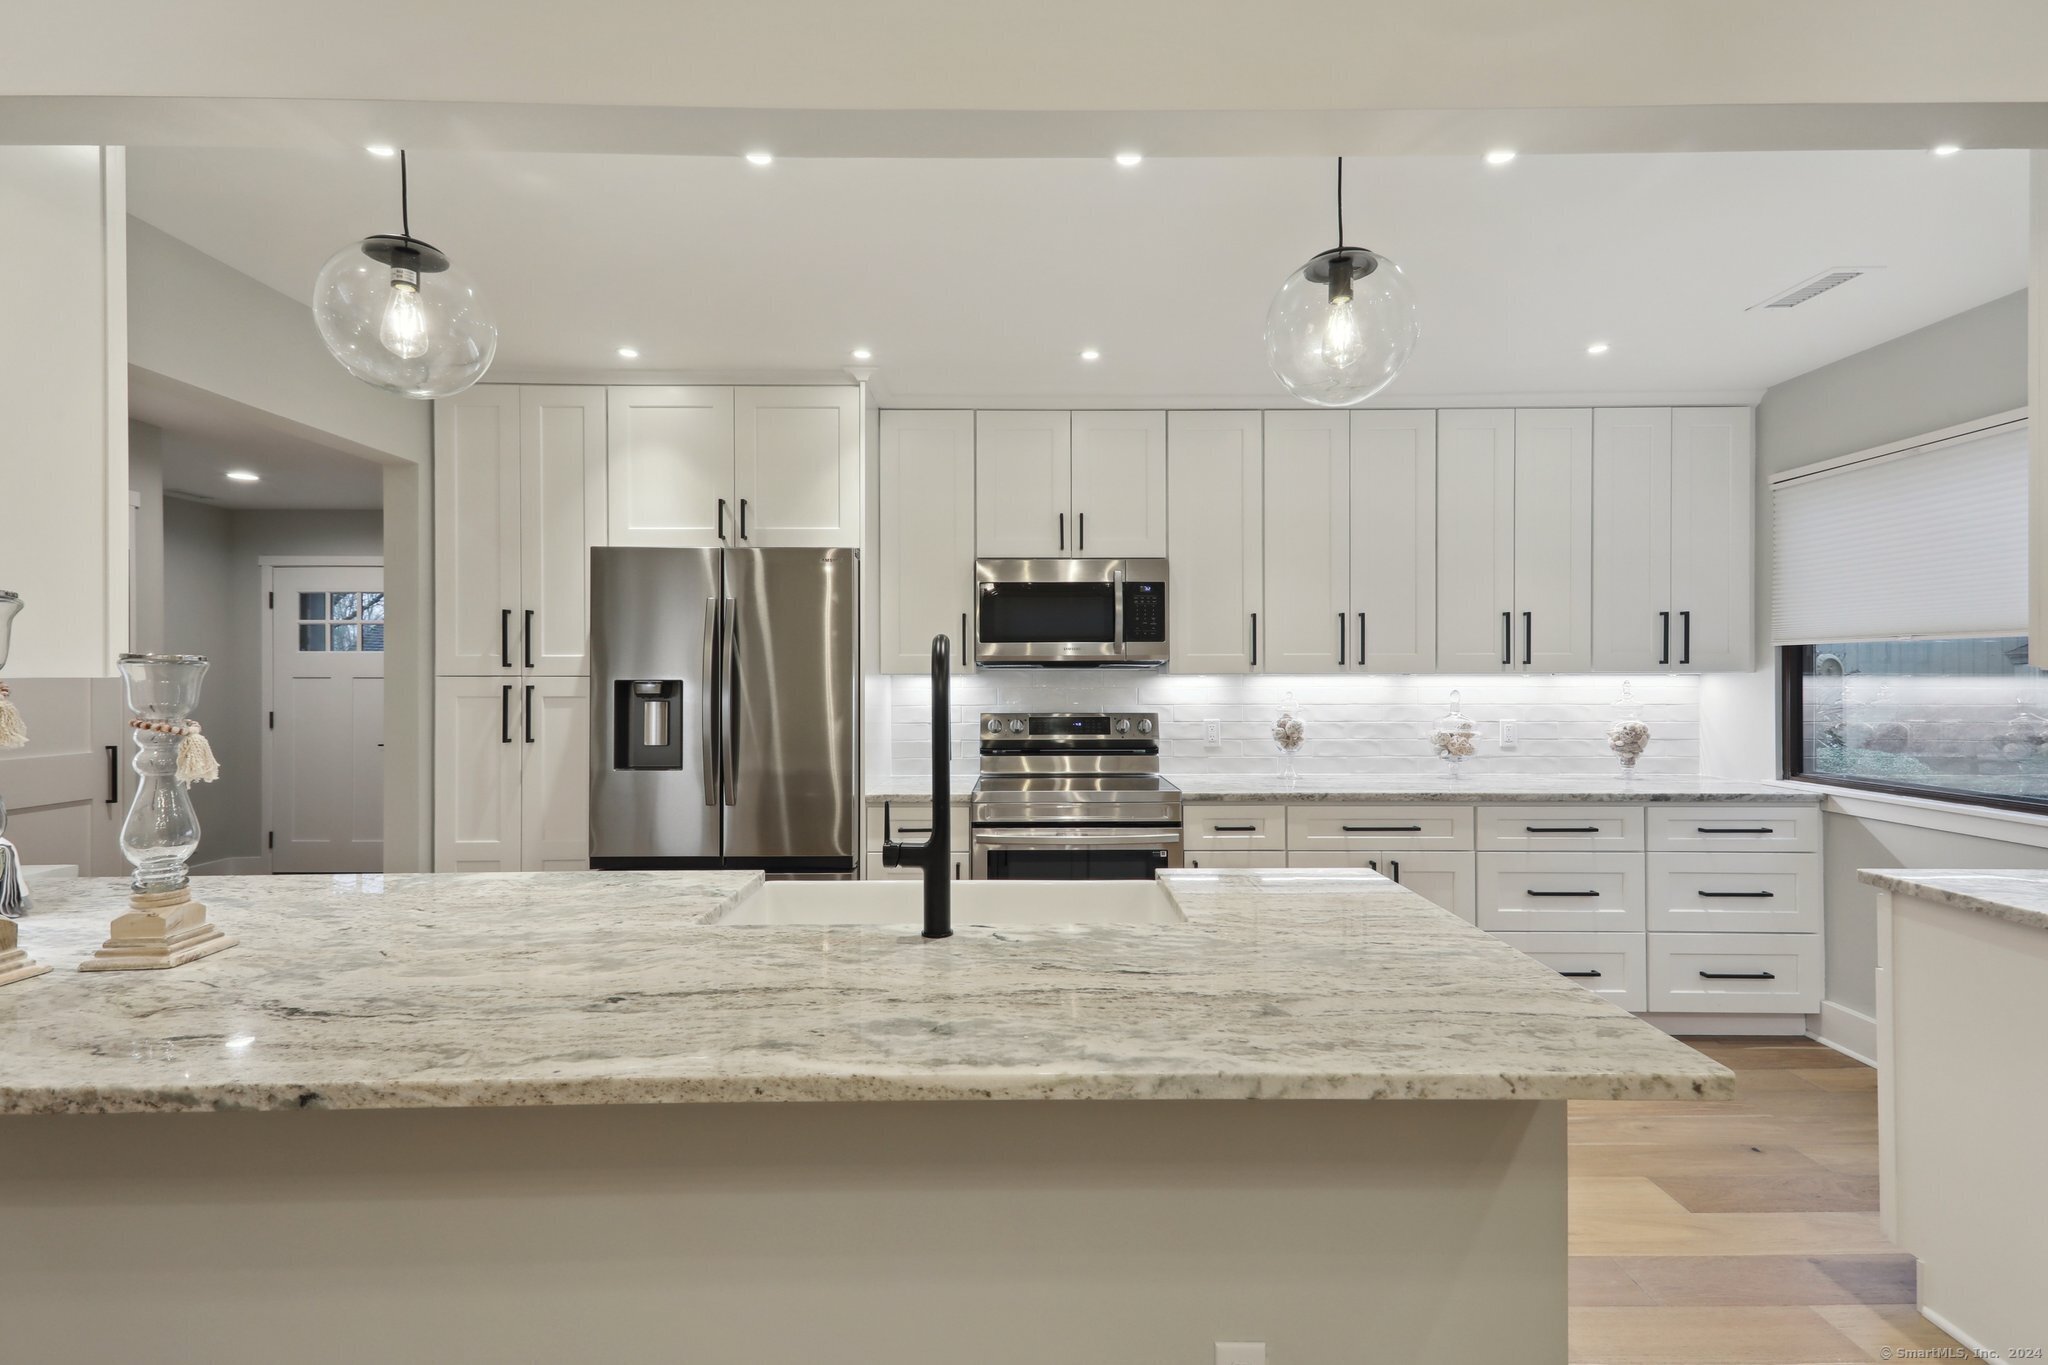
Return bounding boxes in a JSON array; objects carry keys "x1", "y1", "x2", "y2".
[
  {"x1": 1264, "y1": 246, "x2": 1418, "y2": 407},
  {"x1": 312, "y1": 234, "x2": 497, "y2": 399}
]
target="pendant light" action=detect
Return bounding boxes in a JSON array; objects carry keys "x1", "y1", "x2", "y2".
[
  {"x1": 311, "y1": 151, "x2": 497, "y2": 399},
  {"x1": 1264, "y1": 158, "x2": 1418, "y2": 407}
]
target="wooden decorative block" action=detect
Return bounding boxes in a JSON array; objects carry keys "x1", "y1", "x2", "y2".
[
  {"x1": 79, "y1": 888, "x2": 236, "y2": 972},
  {"x1": 0, "y1": 916, "x2": 51, "y2": 987}
]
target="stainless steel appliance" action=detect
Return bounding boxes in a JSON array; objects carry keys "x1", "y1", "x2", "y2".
[
  {"x1": 589, "y1": 547, "x2": 859, "y2": 876},
  {"x1": 970, "y1": 711, "x2": 1182, "y2": 880},
  {"x1": 973, "y1": 558, "x2": 1168, "y2": 667}
]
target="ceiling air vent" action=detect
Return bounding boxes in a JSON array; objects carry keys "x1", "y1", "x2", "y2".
[{"x1": 1748, "y1": 268, "x2": 1880, "y2": 311}]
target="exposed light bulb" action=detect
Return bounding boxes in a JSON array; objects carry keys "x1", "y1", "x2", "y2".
[
  {"x1": 1319, "y1": 295, "x2": 1365, "y2": 370},
  {"x1": 378, "y1": 270, "x2": 429, "y2": 360}
]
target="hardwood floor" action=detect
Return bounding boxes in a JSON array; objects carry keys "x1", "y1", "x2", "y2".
[{"x1": 1568, "y1": 1037, "x2": 1961, "y2": 1364}]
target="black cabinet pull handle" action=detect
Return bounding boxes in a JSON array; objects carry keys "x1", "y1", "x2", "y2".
[
  {"x1": 1700, "y1": 970, "x2": 1775, "y2": 980},
  {"x1": 1212, "y1": 824, "x2": 1259, "y2": 833},
  {"x1": 1697, "y1": 826, "x2": 1775, "y2": 834},
  {"x1": 739, "y1": 498, "x2": 749, "y2": 540},
  {"x1": 1527, "y1": 889, "x2": 1601, "y2": 897},
  {"x1": 1356, "y1": 612, "x2": 1366, "y2": 668},
  {"x1": 1249, "y1": 612, "x2": 1258, "y2": 667},
  {"x1": 1559, "y1": 969, "x2": 1603, "y2": 979},
  {"x1": 1078, "y1": 511, "x2": 1084, "y2": 551},
  {"x1": 105, "y1": 744, "x2": 120, "y2": 803},
  {"x1": 1680, "y1": 609, "x2": 1691, "y2": 665},
  {"x1": 1501, "y1": 610, "x2": 1511, "y2": 665},
  {"x1": 897, "y1": 826, "x2": 932, "y2": 835},
  {"x1": 1527, "y1": 825, "x2": 1600, "y2": 833},
  {"x1": 1367, "y1": 858, "x2": 1378, "y2": 872},
  {"x1": 1659, "y1": 610, "x2": 1671, "y2": 666},
  {"x1": 1390, "y1": 859, "x2": 1400, "y2": 882},
  {"x1": 523, "y1": 609, "x2": 535, "y2": 669},
  {"x1": 1343, "y1": 824, "x2": 1422, "y2": 832},
  {"x1": 523, "y1": 684, "x2": 535, "y2": 743},
  {"x1": 718, "y1": 497, "x2": 729, "y2": 542},
  {"x1": 500, "y1": 684, "x2": 513, "y2": 744},
  {"x1": 1337, "y1": 611, "x2": 1346, "y2": 666},
  {"x1": 500, "y1": 608, "x2": 512, "y2": 668},
  {"x1": 1698, "y1": 889, "x2": 1775, "y2": 898},
  {"x1": 1522, "y1": 610, "x2": 1532, "y2": 667},
  {"x1": 1058, "y1": 512, "x2": 1065, "y2": 552}
]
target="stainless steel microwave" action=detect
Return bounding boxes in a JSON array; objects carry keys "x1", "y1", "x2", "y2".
[{"x1": 973, "y1": 558, "x2": 1168, "y2": 667}]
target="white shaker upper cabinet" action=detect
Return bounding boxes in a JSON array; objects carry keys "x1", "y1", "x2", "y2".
[
  {"x1": 733, "y1": 386, "x2": 861, "y2": 548},
  {"x1": 1167, "y1": 411, "x2": 1262, "y2": 674},
  {"x1": 976, "y1": 411, "x2": 1073, "y2": 558},
  {"x1": 1070, "y1": 410, "x2": 1168, "y2": 558},
  {"x1": 1512, "y1": 408, "x2": 1594, "y2": 672},
  {"x1": 879, "y1": 410, "x2": 976, "y2": 675},
  {"x1": 607, "y1": 386, "x2": 736, "y2": 547},
  {"x1": 1261, "y1": 411, "x2": 1350, "y2": 674},
  {"x1": 1350, "y1": 410, "x2": 1437, "y2": 673},
  {"x1": 434, "y1": 385, "x2": 522, "y2": 675},
  {"x1": 1668, "y1": 407, "x2": 1755, "y2": 672},
  {"x1": 519, "y1": 386, "x2": 607, "y2": 676},
  {"x1": 1591, "y1": 407, "x2": 1674, "y2": 673},
  {"x1": 1435, "y1": 410, "x2": 1516, "y2": 672}
]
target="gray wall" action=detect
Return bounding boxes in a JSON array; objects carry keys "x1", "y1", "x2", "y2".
[
  {"x1": 160, "y1": 498, "x2": 383, "y2": 861},
  {"x1": 1748, "y1": 289, "x2": 2033, "y2": 1020}
]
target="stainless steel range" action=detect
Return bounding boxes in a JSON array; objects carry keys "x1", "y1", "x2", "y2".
[{"x1": 969, "y1": 711, "x2": 1182, "y2": 880}]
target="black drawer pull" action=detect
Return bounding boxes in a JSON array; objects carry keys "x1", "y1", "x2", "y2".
[
  {"x1": 896, "y1": 825, "x2": 932, "y2": 835},
  {"x1": 1697, "y1": 826, "x2": 1775, "y2": 834},
  {"x1": 1700, "y1": 970, "x2": 1776, "y2": 980},
  {"x1": 105, "y1": 744, "x2": 120, "y2": 803},
  {"x1": 1559, "y1": 969, "x2": 1603, "y2": 979},
  {"x1": 1527, "y1": 889, "x2": 1600, "y2": 897},
  {"x1": 1526, "y1": 825, "x2": 1600, "y2": 833},
  {"x1": 1212, "y1": 824, "x2": 1259, "y2": 833},
  {"x1": 1698, "y1": 890, "x2": 1775, "y2": 899},
  {"x1": 1343, "y1": 824, "x2": 1422, "y2": 833}
]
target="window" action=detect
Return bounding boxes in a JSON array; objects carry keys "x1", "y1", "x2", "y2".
[{"x1": 297, "y1": 590, "x2": 385, "y2": 652}]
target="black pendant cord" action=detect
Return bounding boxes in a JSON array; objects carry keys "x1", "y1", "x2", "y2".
[
  {"x1": 1336, "y1": 155, "x2": 1344, "y2": 249},
  {"x1": 399, "y1": 150, "x2": 411, "y2": 244}
]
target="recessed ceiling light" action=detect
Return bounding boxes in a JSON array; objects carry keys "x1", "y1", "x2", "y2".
[
  {"x1": 850, "y1": 348, "x2": 873, "y2": 361},
  {"x1": 1114, "y1": 152, "x2": 1144, "y2": 168},
  {"x1": 1484, "y1": 149, "x2": 1517, "y2": 166},
  {"x1": 1585, "y1": 342, "x2": 1611, "y2": 356},
  {"x1": 226, "y1": 470, "x2": 261, "y2": 482},
  {"x1": 744, "y1": 151, "x2": 774, "y2": 167},
  {"x1": 1079, "y1": 348, "x2": 1102, "y2": 362},
  {"x1": 364, "y1": 144, "x2": 396, "y2": 157},
  {"x1": 616, "y1": 346, "x2": 640, "y2": 359},
  {"x1": 1932, "y1": 143, "x2": 1961, "y2": 157}
]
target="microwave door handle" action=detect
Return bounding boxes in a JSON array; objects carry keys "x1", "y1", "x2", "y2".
[
  {"x1": 1113, "y1": 566, "x2": 1125, "y2": 657},
  {"x1": 701, "y1": 597, "x2": 720, "y2": 806}
]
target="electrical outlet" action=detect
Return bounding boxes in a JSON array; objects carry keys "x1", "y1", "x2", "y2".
[
  {"x1": 1203, "y1": 718, "x2": 1223, "y2": 746},
  {"x1": 1215, "y1": 1345, "x2": 1266, "y2": 1365},
  {"x1": 1498, "y1": 719, "x2": 1518, "y2": 747}
]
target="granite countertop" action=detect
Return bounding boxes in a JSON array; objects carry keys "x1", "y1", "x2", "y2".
[
  {"x1": 0, "y1": 870, "x2": 1729, "y2": 1115},
  {"x1": 1857, "y1": 869, "x2": 2048, "y2": 933},
  {"x1": 865, "y1": 774, "x2": 1814, "y2": 804}
]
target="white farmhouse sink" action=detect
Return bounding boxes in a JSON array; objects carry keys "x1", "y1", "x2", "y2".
[{"x1": 718, "y1": 879, "x2": 1185, "y2": 926}]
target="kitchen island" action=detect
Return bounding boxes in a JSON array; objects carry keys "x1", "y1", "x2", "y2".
[{"x1": 1, "y1": 869, "x2": 1727, "y2": 1363}]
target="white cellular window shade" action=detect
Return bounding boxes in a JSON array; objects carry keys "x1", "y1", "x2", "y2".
[{"x1": 1772, "y1": 417, "x2": 2028, "y2": 644}]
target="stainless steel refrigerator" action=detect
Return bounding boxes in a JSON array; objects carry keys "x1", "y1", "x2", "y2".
[{"x1": 589, "y1": 547, "x2": 859, "y2": 876}]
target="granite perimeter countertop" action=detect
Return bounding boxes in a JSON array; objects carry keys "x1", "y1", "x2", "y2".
[
  {"x1": 0, "y1": 869, "x2": 1729, "y2": 1115},
  {"x1": 1858, "y1": 869, "x2": 2048, "y2": 933},
  {"x1": 865, "y1": 774, "x2": 1814, "y2": 804}
]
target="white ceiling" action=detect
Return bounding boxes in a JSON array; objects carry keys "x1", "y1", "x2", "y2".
[
  {"x1": 127, "y1": 148, "x2": 2028, "y2": 403},
  {"x1": 133, "y1": 377, "x2": 385, "y2": 510}
]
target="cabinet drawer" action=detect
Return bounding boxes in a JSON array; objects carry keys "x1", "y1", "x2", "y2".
[
  {"x1": 1648, "y1": 932, "x2": 1822, "y2": 1013},
  {"x1": 1646, "y1": 804, "x2": 1820, "y2": 853},
  {"x1": 1491, "y1": 931, "x2": 1647, "y2": 1012},
  {"x1": 1185, "y1": 805, "x2": 1286, "y2": 852},
  {"x1": 1286, "y1": 850, "x2": 1475, "y2": 921},
  {"x1": 1288, "y1": 804, "x2": 1474, "y2": 852},
  {"x1": 865, "y1": 801, "x2": 970, "y2": 852},
  {"x1": 1186, "y1": 851, "x2": 1291, "y2": 870},
  {"x1": 1477, "y1": 804, "x2": 1643, "y2": 851},
  {"x1": 1647, "y1": 853, "x2": 1822, "y2": 933},
  {"x1": 1476, "y1": 853, "x2": 1645, "y2": 932}
]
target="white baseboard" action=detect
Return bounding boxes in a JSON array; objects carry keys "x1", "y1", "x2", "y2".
[
  {"x1": 1919, "y1": 1303, "x2": 1991, "y2": 1357},
  {"x1": 191, "y1": 856, "x2": 269, "y2": 877},
  {"x1": 1638, "y1": 1012, "x2": 1808, "y2": 1037},
  {"x1": 1808, "y1": 999, "x2": 1878, "y2": 1067}
]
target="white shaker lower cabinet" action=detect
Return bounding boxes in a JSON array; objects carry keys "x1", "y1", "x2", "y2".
[
  {"x1": 1490, "y1": 931, "x2": 1648, "y2": 1012},
  {"x1": 878, "y1": 411, "x2": 976, "y2": 674},
  {"x1": 1286, "y1": 850, "x2": 1476, "y2": 922},
  {"x1": 1287, "y1": 804, "x2": 1474, "y2": 855},
  {"x1": 1476, "y1": 853, "x2": 1647, "y2": 933},
  {"x1": 1476, "y1": 803, "x2": 1643, "y2": 852},
  {"x1": 1166, "y1": 412, "x2": 1263, "y2": 674},
  {"x1": 1645, "y1": 804, "x2": 1822, "y2": 853},
  {"x1": 433, "y1": 677, "x2": 589, "y2": 872},
  {"x1": 1184, "y1": 804, "x2": 1286, "y2": 855},
  {"x1": 1647, "y1": 853, "x2": 1822, "y2": 934},
  {"x1": 1647, "y1": 932, "x2": 1823, "y2": 1013},
  {"x1": 862, "y1": 801, "x2": 969, "y2": 880},
  {"x1": 1187, "y1": 852, "x2": 1290, "y2": 870}
]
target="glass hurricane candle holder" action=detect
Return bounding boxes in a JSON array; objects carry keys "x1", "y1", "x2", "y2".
[
  {"x1": 1606, "y1": 680, "x2": 1652, "y2": 779},
  {"x1": 1430, "y1": 690, "x2": 1478, "y2": 777}
]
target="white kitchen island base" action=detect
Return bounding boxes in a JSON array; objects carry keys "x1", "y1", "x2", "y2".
[{"x1": 1, "y1": 1098, "x2": 1564, "y2": 1364}]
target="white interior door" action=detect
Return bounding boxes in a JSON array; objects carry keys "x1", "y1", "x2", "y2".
[{"x1": 270, "y1": 565, "x2": 385, "y2": 873}]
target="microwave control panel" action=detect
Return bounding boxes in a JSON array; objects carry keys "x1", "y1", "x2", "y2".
[{"x1": 1123, "y1": 582, "x2": 1166, "y2": 642}]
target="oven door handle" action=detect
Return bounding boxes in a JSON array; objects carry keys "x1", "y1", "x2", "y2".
[{"x1": 973, "y1": 829, "x2": 1182, "y2": 847}]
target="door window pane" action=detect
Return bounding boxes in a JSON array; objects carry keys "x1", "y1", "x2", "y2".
[
  {"x1": 330, "y1": 592, "x2": 359, "y2": 620},
  {"x1": 299, "y1": 624, "x2": 327, "y2": 652},
  {"x1": 361, "y1": 593, "x2": 385, "y2": 622},
  {"x1": 298, "y1": 593, "x2": 326, "y2": 620},
  {"x1": 331, "y1": 624, "x2": 359, "y2": 652},
  {"x1": 362, "y1": 624, "x2": 385, "y2": 652}
]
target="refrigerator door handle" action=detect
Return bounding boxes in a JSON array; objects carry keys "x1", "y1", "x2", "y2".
[
  {"x1": 722, "y1": 595, "x2": 740, "y2": 806},
  {"x1": 701, "y1": 596, "x2": 720, "y2": 807}
]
